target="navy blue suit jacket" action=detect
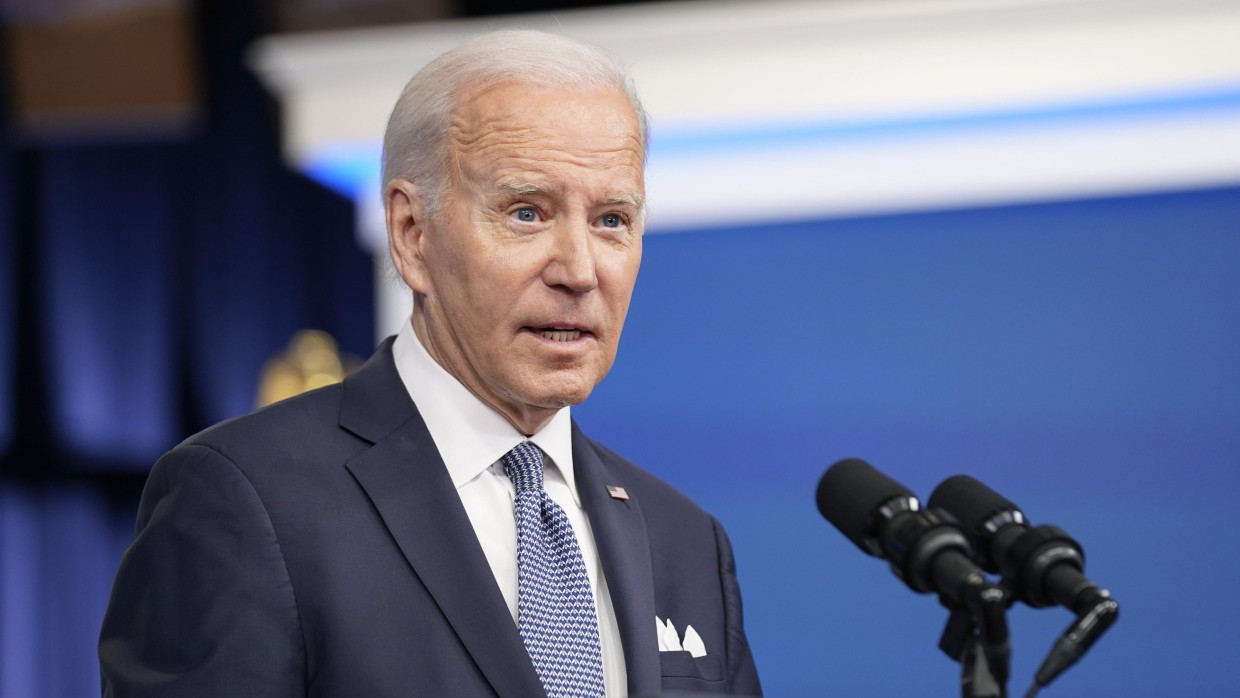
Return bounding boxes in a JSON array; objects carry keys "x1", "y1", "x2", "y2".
[{"x1": 99, "y1": 339, "x2": 761, "y2": 696}]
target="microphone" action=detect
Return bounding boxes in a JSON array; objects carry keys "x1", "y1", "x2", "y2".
[
  {"x1": 817, "y1": 458, "x2": 980, "y2": 598},
  {"x1": 929, "y1": 475, "x2": 1119, "y2": 691},
  {"x1": 817, "y1": 459, "x2": 1012, "y2": 693},
  {"x1": 928, "y1": 475, "x2": 1113, "y2": 613},
  {"x1": 817, "y1": 458, "x2": 1011, "y2": 602}
]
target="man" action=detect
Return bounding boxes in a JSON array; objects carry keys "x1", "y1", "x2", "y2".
[{"x1": 99, "y1": 30, "x2": 761, "y2": 697}]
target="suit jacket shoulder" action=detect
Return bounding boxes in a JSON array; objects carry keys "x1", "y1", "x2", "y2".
[{"x1": 101, "y1": 340, "x2": 543, "y2": 697}]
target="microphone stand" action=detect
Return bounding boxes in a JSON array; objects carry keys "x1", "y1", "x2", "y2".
[{"x1": 938, "y1": 578, "x2": 1012, "y2": 698}]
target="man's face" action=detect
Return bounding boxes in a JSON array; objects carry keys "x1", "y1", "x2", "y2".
[{"x1": 388, "y1": 82, "x2": 645, "y2": 434}]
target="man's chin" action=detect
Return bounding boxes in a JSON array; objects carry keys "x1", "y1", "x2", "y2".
[
  {"x1": 526, "y1": 388, "x2": 592, "y2": 410},
  {"x1": 515, "y1": 378, "x2": 598, "y2": 411}
]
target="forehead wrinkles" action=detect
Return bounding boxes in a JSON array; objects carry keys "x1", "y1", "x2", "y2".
[
  {"x1": 451, "y1": 115, "x2": 641, "y2": 167},
  {"x1": 447, "y1": 86, "x2": 643, "y2": 177}
]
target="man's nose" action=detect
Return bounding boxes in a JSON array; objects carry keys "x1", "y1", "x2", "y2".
[{"x1": 544, "y1": 220, "x2": 598, "y2": 293}]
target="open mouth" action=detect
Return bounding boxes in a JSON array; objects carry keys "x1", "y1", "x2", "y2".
[{"x1": 533, "y1": 327, "x2": 583, "y2": 342}]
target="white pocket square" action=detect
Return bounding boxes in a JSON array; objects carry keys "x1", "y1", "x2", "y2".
[{"x1": 655, "y1": 616, "x2": 707, "y2": 658}]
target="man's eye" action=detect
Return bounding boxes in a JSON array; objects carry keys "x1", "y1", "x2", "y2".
[
  {"x1": 600, "y1": 213, "x2": 624, "y2": 228},
  {"x1": 513, "y1": 208, "x2": 538, "y2": 222}
]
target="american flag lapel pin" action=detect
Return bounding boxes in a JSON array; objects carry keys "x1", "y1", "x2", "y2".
[{"x1": 606, "y1": 485, "x2": 629, "y2": 501}]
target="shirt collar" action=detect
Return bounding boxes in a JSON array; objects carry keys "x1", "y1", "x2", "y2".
[{"x1": 391, "y1": 320, "x2": 579, "y2": 506}]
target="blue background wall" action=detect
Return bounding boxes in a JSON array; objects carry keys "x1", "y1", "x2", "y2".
[{"x1": 576, "y1": 185, "x2": 1240, "y2": 696}]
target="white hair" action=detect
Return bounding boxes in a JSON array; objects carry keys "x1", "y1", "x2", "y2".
[{"x1": 380, "y1": 29, "x2": 649, "y2": 217}]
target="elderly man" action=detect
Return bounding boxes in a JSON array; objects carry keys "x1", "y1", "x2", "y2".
[{"x1": 99, "y1": 30, "x2": 761, "y2": 697}]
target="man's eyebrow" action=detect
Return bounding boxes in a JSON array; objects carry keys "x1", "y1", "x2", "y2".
[
  {"x1": 495, "y1": 178, "x2": 547, "y2": 197},
  {"x1": 603, "y1": 192, "x2": 645, "y2": 210}
]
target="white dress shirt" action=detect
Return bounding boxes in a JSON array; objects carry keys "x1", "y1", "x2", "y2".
[{"x1": 391, "y1": 321, "x2": 627, "y2": 697}]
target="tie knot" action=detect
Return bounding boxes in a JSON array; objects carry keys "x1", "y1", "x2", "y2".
[{"x1": 503, "y1": 441, "x2": 545, "y2": 493}]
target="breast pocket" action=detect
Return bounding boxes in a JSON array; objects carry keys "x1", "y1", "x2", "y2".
[{"x1": 659, "y1": 650, "x2": 725, "y2": 690}]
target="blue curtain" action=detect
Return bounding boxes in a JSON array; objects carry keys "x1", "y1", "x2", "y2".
[{"x1": 0, "y1": 6, "x2": 374, "y2": 697}]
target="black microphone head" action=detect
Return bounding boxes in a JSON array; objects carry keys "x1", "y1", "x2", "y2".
[
  {"x1": 928, "y1": 475, "x2": 1023, "y2": 533},
  {"x1": 816, "y1": 458, "x2": 917, "y2": 555},
  {"x1": 929, "y1": 474, "x2": 1027, "y2": 571}
]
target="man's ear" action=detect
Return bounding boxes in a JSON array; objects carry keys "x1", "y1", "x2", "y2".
[{"x1": 385, "y1": 179, "x2": 432, "y2": 295}]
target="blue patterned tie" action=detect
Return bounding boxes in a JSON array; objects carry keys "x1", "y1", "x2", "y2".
[{"x1": 503, "y1": 441, "x2": 606, "y2": 698}]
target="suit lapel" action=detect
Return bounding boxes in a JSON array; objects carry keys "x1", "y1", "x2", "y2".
[
  {"x1": 572, "y1": 424, "x2": 661, "y2": 696},
  {"x1": 339, "y1": 341, "x2": 544, "y2": 698}
]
